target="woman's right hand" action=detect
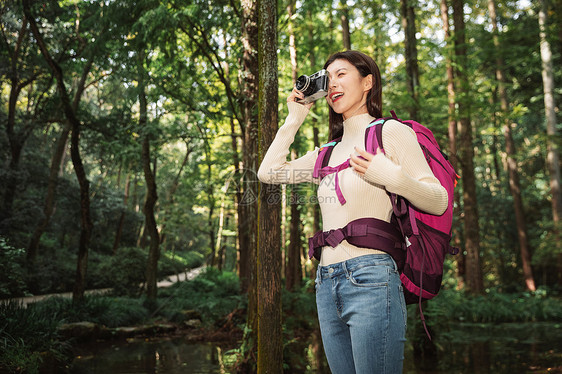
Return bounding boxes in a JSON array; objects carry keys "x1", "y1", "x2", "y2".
[{"x1": 288, "y1": 87, "x2": 314, "y2": 109}]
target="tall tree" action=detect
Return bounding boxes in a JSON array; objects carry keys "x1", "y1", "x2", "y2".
[
  {"x1": 539, "y1": 0, "x2": 562, "y2": 283},
  {"x1": 1, "y1": 14, "x2": 35, "y2": 226},
  {"x1": 452, "y1": 0, "x2": 484, "y2": 294},
  {"x1": 340, "y1": 0, "x2": 351, "y2": 50},
  {"x1": 238, "y1": 0, "x2": 259, "y2": 294},
  {"x1": 400, "y1": 0, "x2": 420, "y2": 119},
  {"x1": 285, "y1": 0, "x2": 302, "y2": 292},
  {"x1": 488, "y1": 0, "x2": 535, "y2": 291},
  {"x1": 23, "y1": 0, "x2": 93, "y2": 302},
  {"x1": 167, "y1": 0, "x2": 250, "y2": 283},
  {"x1": 158, "y1": 141, "x2": 193, "y2": 248},
  {"x1": 239, "y1": 0, "x2": 260, "y2": 370},
  {"x1": 112, "y1": 171, "x2": 130, "y2": 253},
  {"x1": 286, "y1": 154, "x2": 303, "y2": 291},
  {"x1": 258, "y1": 0, "x2": 282, "y2": 370},
  {"x1": 440, "y1": 0, "x2": 465, "y2": 288},
  {"x1": 137, "y1": 48, "x2": 160, "y2": 302},
  {"x1": 307, "y1": 8, "x2": 322, "y2": 238},
  {"x1": 27, "y1": 48, "x2": 93, "y2": 264}
]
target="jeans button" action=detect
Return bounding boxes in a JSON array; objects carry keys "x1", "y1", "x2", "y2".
[{"x1": 328, "y1": 268, "x2": 334, "y2": 274}]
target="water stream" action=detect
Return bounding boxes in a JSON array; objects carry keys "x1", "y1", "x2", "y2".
[
  {"x1": 69, "y1": 322, "x2": 562, "y2": 373},
  {"x1": 71, "y1": 338, "x2": 229, "y2": 374}
]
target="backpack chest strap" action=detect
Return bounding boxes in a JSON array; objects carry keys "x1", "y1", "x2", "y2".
[{"x1": 317, "y1": 159, "x2": 350, "y2": 205}]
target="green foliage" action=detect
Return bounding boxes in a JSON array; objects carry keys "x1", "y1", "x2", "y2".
[
  {"x1": 281, "y1": 280, "x2": 320, "y2": 372},
  {"x1": 159, "y1": 249, "x2": 205, "y2": 274},
  {"x1": 0, "y1": 301, "x2": 67, "y2": 373},
  {"x1": 282, "y1": 279, "x2": 317, "y2": 332},
  {"x1": 0, "y1": 237, "x2": 28, "y2": 298},
  {"x1": 423, "y1": 288, "x2": 562, "y2": 325},
  {"x1": 91, "y1": 247, "x2": 147, "y2": 296},
  {"x1": 0, "y1": 268, "x2": 241, "y2": 371},
  {"x1": 1, "y1": 4, "x2": 562, "y2": 373},
  {"x1": 30, "y1": 295, "x2": 148, "y2": 328},
  {"x1": 26, "y1": 247, "x2": 77, "y2": 295},
  {"x1": 155, "y1": 267, "x2": 244, "y2": 326}
]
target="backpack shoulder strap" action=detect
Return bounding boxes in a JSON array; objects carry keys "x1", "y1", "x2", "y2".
[
  {"x1": 313, "y1": 138, "x2": 340, "y2": 178},
  {"x1": 365, "y1": 112, "x2": 418, "y2": 154},
  {"x1": 364, "y1": 112, "x2": 420, "y2": 233},
  {"x1": 364, "y1": 118, "x2": 388, "y2": 154}
]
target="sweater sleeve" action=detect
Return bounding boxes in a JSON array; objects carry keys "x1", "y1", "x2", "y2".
[
  {"x1": 363, "y1": 120, "x2": 448, "y2": 215},
  {"x1": 257, "y1": 102, "x2": 318, "y2": 184}
]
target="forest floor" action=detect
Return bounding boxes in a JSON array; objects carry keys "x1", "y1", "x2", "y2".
[{"x1": 1, "y1": 265, "x2": 206, "y2": 307}]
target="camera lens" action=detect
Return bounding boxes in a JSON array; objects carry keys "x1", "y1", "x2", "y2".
[{"x1": 295, "y1": 75, "x2": 311, "y2": 95}]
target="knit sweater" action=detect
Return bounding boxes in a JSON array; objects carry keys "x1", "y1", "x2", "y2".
[{"x1": 257, "y1": 102, "x2": 448, "y2": 266}]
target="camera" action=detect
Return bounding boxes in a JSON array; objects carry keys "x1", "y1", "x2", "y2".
[{"x1": 295, "y1": 69, "x2": 328, "y2": 103}]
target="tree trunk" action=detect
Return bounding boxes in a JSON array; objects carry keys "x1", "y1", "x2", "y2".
[
  {"x1": 452, "y1": 0, "x2": 484, "y2": 294},
  {"x1": 488, "y1": 0, "x2": 535, "y2": 291},
  {"x1": 558, "y1": 0, "x2": 562, "y2": 54},
  {"x1": 440, "y1": 0, "x2": 465, "y2": 289},
  {"x1": 257, "y1": 0, "x2": 282, "y2": 371},
  {"x1": 285, "y1": 1, "x2": 302, "y2": 292},
  {"x1": 229, "y1": 116, "x2": 246, "y2": 284},
  {"x1": 223, "y1": 43, "x2": 243, "y2": 281},
  {"x1": 206, "y1": 155, "x2": 216, "y2": 265},
  {"x1": 27, "y1": 124, "x2": 71, "y2": 262},
  {"x1": 282, "y1": 185, "x2": 287, "y2": 263},
  {"x1": 286, "y1": 185, "x2": 302, "y2": 291},
  {"x1": 112, "y1": 172, "x2": 130, "y2": 254},
  {"x1": 312, "y1": 124, "x2": 321, "y2": 231},
  {"x1": 288, "y1": 0, "x2": 297, "y2": 83},
  {"x1": 340, "y1": 0, "x2": 351, "y2": 50},
  {"x1": 2, "y1": 16, "x2": 29, "y2": 226},
  {"x1": 70, "y1": 117, "x2": 92, "y2": 303},
  {"x1": 401, "y1": 0, "x2": 420, "y2": 119},
  {"x1": 240, "y1": 0, "x2": 260, "y2": 371},
  {"x1": 286, "y1": 151, "x2": 302, "y2": 291},
  {"x1": 215, "y1": 179, "x2": 229, "y2": 268},
  {"x1": 137, "y1": 50, "x2": 160, "y2": 302},
  {"x1": 308, "y1": 11, "x2": 321, "y2": 242},
  {"x1": 26, "y1": 42, "x2": 93, "y2": 264},
  {"x1": 239, "y1": 0, "x2": 259, "y2": 292},
  {"x1": 24, "y1": 0, "x2": 93, "y2": 302},
  {"x1": 539, "y1": 0, "x2": 562, "y2": 284},
  {"x1": 159, "y1": 143, "x2": 191, "y2": 247}
]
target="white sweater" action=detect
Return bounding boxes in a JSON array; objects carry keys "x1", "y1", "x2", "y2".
[{"x1": 257, "y1": 102, "x2": 448, "y2": 266}]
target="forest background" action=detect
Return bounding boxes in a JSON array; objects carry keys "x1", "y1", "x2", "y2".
[{"x1": 1, "y1": 0, "x2": 562, "y2": 372}]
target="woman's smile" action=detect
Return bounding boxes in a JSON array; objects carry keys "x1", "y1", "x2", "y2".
[{"x1": 330, "y1": 91, "x2": 344, "y2": 103}]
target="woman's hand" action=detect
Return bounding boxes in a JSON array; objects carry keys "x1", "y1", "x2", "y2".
[
  {"x1": 349, "y1": 146, "x2": 381, "y2": 176},
  {"x1": 288, "y1": 87, "x2": 314, "y2": 109}
]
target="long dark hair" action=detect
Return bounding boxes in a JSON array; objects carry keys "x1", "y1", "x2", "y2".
[{"x1": 323, "y1": 51, "x2": 382, "y2": 140}]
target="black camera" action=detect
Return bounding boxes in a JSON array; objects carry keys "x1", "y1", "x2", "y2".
[{"x1": 295, "y1": 69, "x2": 328, "y2": 103}]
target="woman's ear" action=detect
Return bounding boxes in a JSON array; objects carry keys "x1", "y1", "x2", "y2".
[{"x1": 363, "y1": 74, "x2": 373, "y2": 92}]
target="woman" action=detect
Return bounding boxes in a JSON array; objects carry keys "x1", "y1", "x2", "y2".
[{"x1": 257, "y1": 51, "x2": 447, "y2": 373}]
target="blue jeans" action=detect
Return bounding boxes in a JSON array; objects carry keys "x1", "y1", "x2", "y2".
[{"x1": 315, "y1": 254, "x2": 407, "y2": 374}]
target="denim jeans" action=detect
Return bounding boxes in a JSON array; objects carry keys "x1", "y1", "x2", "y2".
[{"x1": 315, "y1": 254, "x2": 407, "y2": 374}]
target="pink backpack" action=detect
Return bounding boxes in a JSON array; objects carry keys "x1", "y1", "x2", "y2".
[{"x1": 310, "y1": 111, "x2": 459, "y2": 338}]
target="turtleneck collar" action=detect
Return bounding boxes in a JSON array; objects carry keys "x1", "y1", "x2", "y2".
[{"x1": 341, "y1": 112, "x2": 376, "y2": 141}]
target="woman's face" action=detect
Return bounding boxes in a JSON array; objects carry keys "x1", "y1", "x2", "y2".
[{"x1": 325, "y1": 59, "x2": 372, "y2": 120}]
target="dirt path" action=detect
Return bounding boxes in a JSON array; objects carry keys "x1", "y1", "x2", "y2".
[{"x1": 1, "y1": 266, "x2": 205, "y2": 307}]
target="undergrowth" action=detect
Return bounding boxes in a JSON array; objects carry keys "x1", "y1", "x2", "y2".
[
  {"x1": 425, "y1": 287, "x2": 562, "y2": 324},
  {"x1": 0, "y1": 301, "x2": 68, "y2": 373},
  {"x1": 0, "y1": 266, "x2": 241, "y2": 372},
  {"x1": 3, "y1": 268, "x2": 562, "y2": 373}
]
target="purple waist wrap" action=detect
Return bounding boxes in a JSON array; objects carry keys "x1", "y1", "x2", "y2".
[{"x1": 308, "y1": 217, "x2": 405, "y2": 269}]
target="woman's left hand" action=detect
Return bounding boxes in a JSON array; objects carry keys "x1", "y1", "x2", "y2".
[{"x1": 349, "y1": 146, "x2": 381, "y2": 176}]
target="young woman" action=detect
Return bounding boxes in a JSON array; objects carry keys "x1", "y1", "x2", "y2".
[{"x1": 257, "y1": 50, "x2": 448, "y2": 374}]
